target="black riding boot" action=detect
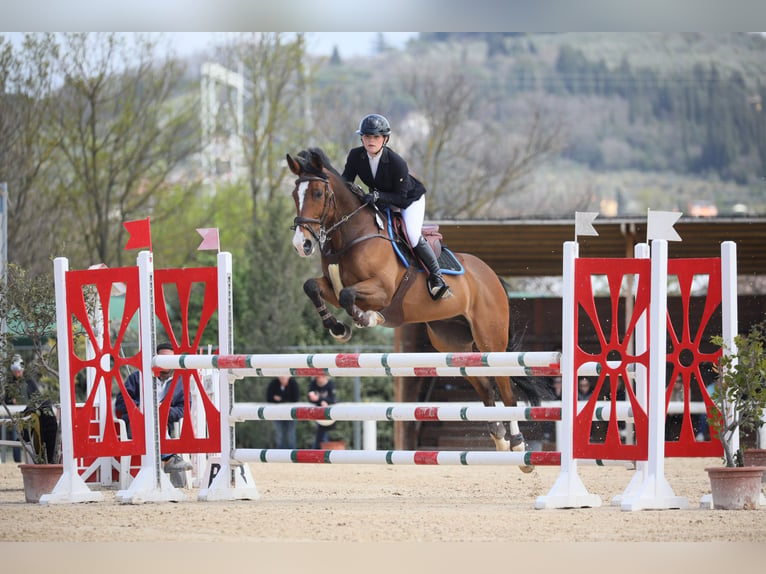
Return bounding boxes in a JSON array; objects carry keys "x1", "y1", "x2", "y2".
[{"x1": 413, "y1": 237, "x2": 450, "y2": 300}]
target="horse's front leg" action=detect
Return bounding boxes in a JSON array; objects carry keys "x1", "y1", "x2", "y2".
[
  {"x1": 338, "y1": 279, "x2": 389, "y2": 328},
  {"x1": 304, "y1": 277, "x2": 351, "y2": 342}
]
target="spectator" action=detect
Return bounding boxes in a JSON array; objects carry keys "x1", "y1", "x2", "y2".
[
  {"x1": 3, "y1": 355, "x2": 58, "y2": 463},
  {"x1": 266, "y1": 375, "x2": 300, "y2": 449},
  {"x1": 577, "y1": 377, "x2": 594, "y2": 401},
  {"x1": 307, "y1": 374, "x2": 337, "y2": 449},
  {"x1": 114, "y1": 342, "x2": 192, "y2": 481}
]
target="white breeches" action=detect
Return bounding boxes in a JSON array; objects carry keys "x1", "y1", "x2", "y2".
[{"x1": 401, "y1": 195, "x2": 425, "y2": 246}]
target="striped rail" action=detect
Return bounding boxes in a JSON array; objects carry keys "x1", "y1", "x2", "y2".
[
  {"x1": 154, "y1": 351, "x2": 636, "y2": 379},
  {"x1": 233, "y1": 449, "x2": 631, "y2": 467},
  {"x1": 231, "y1": 402, "x2": 638, "y2": 423}
]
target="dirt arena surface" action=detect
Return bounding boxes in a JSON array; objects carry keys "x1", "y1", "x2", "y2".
[{"x1": 1, "y1": 457, "x2": 764, "y2": 571}]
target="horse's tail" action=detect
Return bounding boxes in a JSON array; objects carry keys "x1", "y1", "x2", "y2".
[{"x1": 498, "y1": 275, "x2": 557, "y2": 407}]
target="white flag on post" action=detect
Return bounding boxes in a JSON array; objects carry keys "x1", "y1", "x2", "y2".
[
  {"x1": 575, "y1": 211, "x2": 599, "y2": 238},
  {"x1": 646, "y1": 209, "x2": 682, "y2": 242},
  {"x1": 196, "y1": 227, "x2": 220, "y2": 251}
]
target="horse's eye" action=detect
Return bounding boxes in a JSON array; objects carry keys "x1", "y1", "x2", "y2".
[{"x1": 313, "y1": 188, "x2": 324, "y2": 200}]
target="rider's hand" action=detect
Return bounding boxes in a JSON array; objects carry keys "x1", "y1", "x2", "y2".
[{"x1": 363, "y1": 191, "x2": 379, "y2": 205}]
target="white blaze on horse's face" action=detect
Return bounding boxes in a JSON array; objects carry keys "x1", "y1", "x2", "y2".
[{"x1": 292, "y1": 179, "x2": 316, "y2": 257}]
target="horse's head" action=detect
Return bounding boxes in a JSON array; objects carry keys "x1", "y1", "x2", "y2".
[{"x1": 287, "y1": 148, "x2": 334, "y2": 257}]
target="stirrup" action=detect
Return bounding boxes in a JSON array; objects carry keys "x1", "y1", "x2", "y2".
[{"x1": 428, "y1": 278, "x2": 451, "y2": 301}]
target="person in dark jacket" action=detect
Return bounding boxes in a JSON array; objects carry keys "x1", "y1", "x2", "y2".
[
  {"x1": 4, "y1": 355, "x2": 58, "y2": 463},
  {"x1": 341, "y1": 113, "x2": 450, "y2": 300},
  {"x1": 266, "y1": 375, "x2": 300, "y2": 449},
  {"x1": 114, "y1": 342, "x2": 192, "y2": 475},
  {"x1": 307, "y1": 374, "x2": 337, "y2": 448}
]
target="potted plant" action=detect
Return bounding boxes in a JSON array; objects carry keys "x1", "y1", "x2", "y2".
[
  {"x1": 705, "y1": 320, "x2": 766, "y2": 509},
  {"x1": 0, "y1": 264, "x2": 63, "y2": 502}
]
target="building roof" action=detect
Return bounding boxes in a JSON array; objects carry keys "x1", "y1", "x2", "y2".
[{"x1": 432, "y1": 217, "x2": 766, "y2": 278}]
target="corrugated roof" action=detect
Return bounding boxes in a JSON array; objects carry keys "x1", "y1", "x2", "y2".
[{"x1": 431, "y1": 217, "x2": 766, "y2": 277}]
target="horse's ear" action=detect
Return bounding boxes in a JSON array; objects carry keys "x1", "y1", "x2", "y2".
[
  {"x1": 286, "y1": 153, "x2": 301, "y2": 176},
  {"x1": 308, "y1": 149, "x2": 324, "y2": 171}
]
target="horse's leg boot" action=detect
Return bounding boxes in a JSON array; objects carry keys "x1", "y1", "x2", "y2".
[{"x1": 414, "y1": 237, "x2": 451, "y2": 300}]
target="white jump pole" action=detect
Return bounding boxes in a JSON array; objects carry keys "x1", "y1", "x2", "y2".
[
  {"x1": 39, "y1": 258, "x2": 104, "y2": 505},
  {"x1": 198, "y1": 251, "x2": 259, "y2": 502},
  {"x1": 720, "y1": 241, "x2": 740, "y2": 456},
  {"x1": 700, "y1": 241, "x2": 757, "y2": 507},
  {"x1": 621, "y1": 239, "x2": 688, "y2": 510},
  {"x1": 116, "y1": 250, "x2": 185, "y2": 503},
  {"x1": 535, "y1": 241, "x2": 602, "y2": 509},
  {"x1": 611, "y1": 242, "x2": 651, "y2": 506},
  {"x1": 154, "y1": 351, "x2": 565, "y2": 371}
]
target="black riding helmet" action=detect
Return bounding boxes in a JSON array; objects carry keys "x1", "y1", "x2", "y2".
[{"x1": 356, "y1": 114, "x2": 391, "y2": 136}]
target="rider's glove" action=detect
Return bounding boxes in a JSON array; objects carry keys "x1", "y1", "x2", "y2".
[{"x1": 363, "y1": 190, "x2": 379, "y2": 205}]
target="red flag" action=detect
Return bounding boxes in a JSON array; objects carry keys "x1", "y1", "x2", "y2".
[
  {"x1": 196, "y1": 227, "x2": 220, "y2": 251},
  {"x1": 124, "y1": 217, "x2": 152, "y2": 251}
]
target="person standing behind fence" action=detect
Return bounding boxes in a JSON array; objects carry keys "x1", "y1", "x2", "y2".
[
  {"x1": 266, "y1": 375, "x2": 300, "y2": 449},
  {"x1": 114, "y1": 342, "x2": 193, "y2": 480},
  {"x1": 307, "y1": 374, "x2": 337, "y2": 449},
  {"x1": 4, "y1": 355, "x2": 58, "y2": 463}
]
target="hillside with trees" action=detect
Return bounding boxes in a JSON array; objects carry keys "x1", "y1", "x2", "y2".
[{"x1": 318, "y1": 32, "x2": 766, "y2": 218}]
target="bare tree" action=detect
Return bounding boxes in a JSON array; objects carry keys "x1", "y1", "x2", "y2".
[
  {"x1": 50, "y1": 33, "x2": 199, "y2": 267},
  {"x1": 399, "y1": 58, "x2": 564, "y2": 219},
  {"x1": 216, "y1": 33, "x2": 316, "y2": 222},
  {"x1": 0, "y1": 34, "x2": 60, "y2": 274}
]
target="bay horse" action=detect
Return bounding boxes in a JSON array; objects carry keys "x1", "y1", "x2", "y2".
[{"x1": 287, "y1": 147, "x2": 539, "y2": 469}]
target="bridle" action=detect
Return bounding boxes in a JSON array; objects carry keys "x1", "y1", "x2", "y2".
[{"x1": 291, "y1": 173, "x2": 378, "y2": 253}]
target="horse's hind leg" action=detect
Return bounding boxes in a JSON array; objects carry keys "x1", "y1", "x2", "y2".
[
  {"x1": 304, "y1": 278, "x2": 351, "y2": 342},
  {"x1": 493, "y1": 375, "x2": 533, "y2": 473},
  {"x1": 468, "y1": 306, "x2": 534, "y2": 473}
]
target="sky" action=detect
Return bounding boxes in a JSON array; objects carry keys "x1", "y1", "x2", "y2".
[
  {"x1": 3, "y1": 32, "x2": 418, "y2": 61},
  {"x1": 5, "y1": 1, "x2": 764, "y2": 36},
  {"x1": 168, "y1": 32, "x2": 418, "y2": 59}
]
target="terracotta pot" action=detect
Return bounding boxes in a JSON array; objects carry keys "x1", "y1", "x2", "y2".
[
  {"x1": 742, "y1": 449, "x2": 766, "y2": 483},
  {"x1": 18, "y1": 463, "x2": 63, "y2": 503},
  {"x1": 705, "y1": 466, "x2": 766, "y2": 510},
  {"x1": 320, "y1": 440, "x2": 346, "y2": 450}
]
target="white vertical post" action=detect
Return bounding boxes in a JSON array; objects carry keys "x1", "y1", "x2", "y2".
[
  {"x1": 199, "y1": 251, "x2": 258, "y2": 501},
  {"x1": 536, "y1": 241, "x2": 601, "y2": 509},
  {"x1": 39, "y1": 258, "x2": 103, "y2": 504},
  {"x1": 116, "y1": 251, "x2": 185, "y2": 503},
  {"x1": 621, "y1": 239, "x2": 687, "y2": 510},
  {"x1": 720, "y1": 241, "x2": 740, "y2": 455},
  {"x1": 85, "y1": 295, "x2": 114, "y2": 486},
  {"x1": 363, "y1": 420, "x2": 377, "y2": 451},
  {"x1": 612, "y1": 242, "x2": 650, "y2": 505},
  {"x1": 700, "y1": 241, "x2": 754, "y2": 507}
]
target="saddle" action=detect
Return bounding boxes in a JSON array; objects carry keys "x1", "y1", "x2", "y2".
[
  {"x1": 390, "y1": 212, "x2": 442, "y2": 257},
  {"x1": 386, "y1": 210, "x2": 462, "y2": 273}
]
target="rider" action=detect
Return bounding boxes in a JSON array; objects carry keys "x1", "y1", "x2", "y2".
[{"x1": 341, "y1": 113, "x2": 450, "y2": 300}]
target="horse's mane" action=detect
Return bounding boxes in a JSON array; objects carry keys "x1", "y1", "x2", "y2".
[{"x1": 299, "y1": 147, "x2": 343, "y2": 180}]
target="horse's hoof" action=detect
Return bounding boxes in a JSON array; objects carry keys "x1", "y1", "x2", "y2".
[
  {"x1": 509, "y1": 433, "x2": 525, "y2": 451},
  {"x1": 518, "y1": 464, "x2": 535, "y2": 474},
  {"x1": 331, "y1": 324, "x2": 352, "y2": 342}
]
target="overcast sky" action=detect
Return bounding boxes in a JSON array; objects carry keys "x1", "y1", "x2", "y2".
[
  {"x1": 170, "y1": 32, "x2": 418, "y2": 59},
  {"x1": 3, "y1": 32, "x2": 418, "y2": 60}
]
